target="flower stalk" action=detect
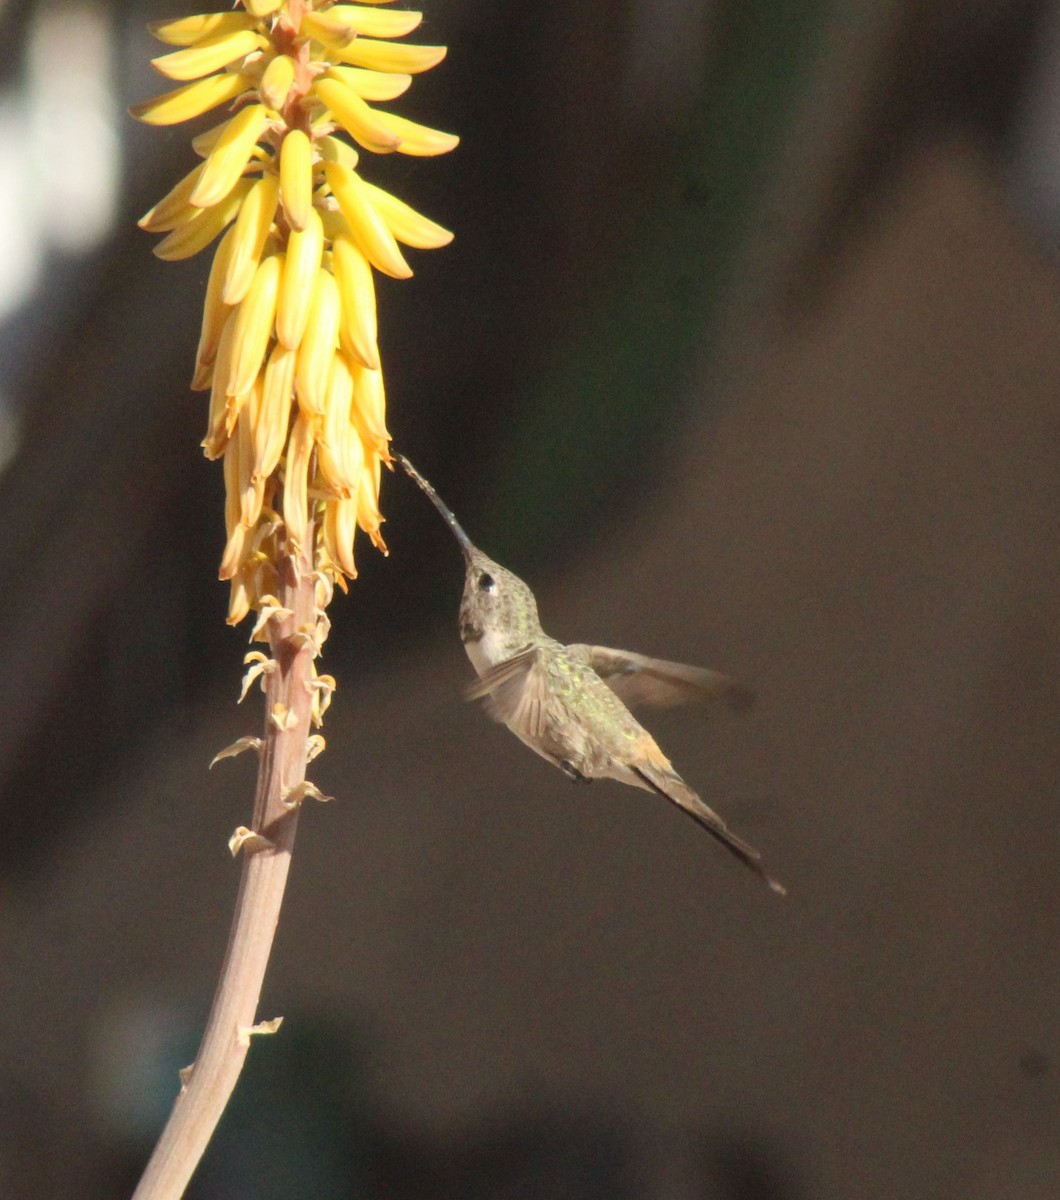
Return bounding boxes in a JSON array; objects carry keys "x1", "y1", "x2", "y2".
[
  {"x1": 132, "y1": 544, "x2": 317, "y2": 1200},
  {"x1": 129, "y1": 0, "x2": 455, "y2": 1193}
]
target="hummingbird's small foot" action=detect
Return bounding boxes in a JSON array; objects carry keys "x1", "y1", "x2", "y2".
[{"x1": 560, "y1": 760, "x2": 592, "y2": 784}]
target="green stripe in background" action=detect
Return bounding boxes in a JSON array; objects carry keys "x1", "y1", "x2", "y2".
[{"x1": 487, "y1": 1, "x2": 832, "y2": 561}]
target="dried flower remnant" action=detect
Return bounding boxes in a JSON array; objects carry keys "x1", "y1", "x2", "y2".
[{"x1": 132, "y1": 0, "x2": 456, "y2": 634}]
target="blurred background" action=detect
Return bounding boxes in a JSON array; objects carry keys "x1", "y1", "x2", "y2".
[{"x1": 2, "y1": 0, "x2": 1060, "y2": 1196}]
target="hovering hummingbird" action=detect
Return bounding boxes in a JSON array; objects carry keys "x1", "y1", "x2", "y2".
[{"x1": 397, "y1": 455, "x2": 785, "y2": 894}]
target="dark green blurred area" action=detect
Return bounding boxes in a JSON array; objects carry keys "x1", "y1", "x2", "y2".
[{"x1": 495, "y1": 2, "x2": 827, "y2": 558}]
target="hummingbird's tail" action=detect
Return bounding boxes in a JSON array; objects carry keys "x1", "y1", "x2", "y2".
[{"x1": 632, "y1": 764, "x2": 787, "y2": 895}]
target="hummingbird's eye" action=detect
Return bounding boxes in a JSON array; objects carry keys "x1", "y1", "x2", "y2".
[{"x1": 478, "y1": 572, "x2": 496, "y2": 593}]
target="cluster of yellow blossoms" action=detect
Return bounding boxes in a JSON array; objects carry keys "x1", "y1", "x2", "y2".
[{"x1": 132, "y1": 0, "x2": 455, "y2": 625}]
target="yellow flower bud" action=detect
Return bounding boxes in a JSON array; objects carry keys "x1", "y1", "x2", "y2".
[
  {"x1": 276, "y1": 207, "x2": 324, "y2": 349},
  {"x1": 332, "y1": 37, "x2": 447, "y2": 75},
  {"x1": 129, "y1": 72, "x2": 253, "y2": 126},
  {"x1": 371, "y1": 110, "x2": 459, "y2": 157},
  {"x1": 279, "y1": 129, "x2": 314, "y2": 232},
  {"x1": 228, "y1": 253, "x2": 282, "y2": 397},
  {"x1": 256, "y1": 342, "x2": 297, "y2": 482},
  {"x1": 283, "y1": 413, "x2": 315, "y2": 553},
  {"x1": 223, "y1": 174, "x2": 280, "y2": 305},
  {"x1": 191, "y1": 103, "x2": 269, "y2": 209},
  {"x1": 325, "y1": 4, "x2": 423, "y2": 37},
  {"x1": 360, "y1": 181, "x2": 454, "y2": 248},
  {"x1": 324, "y1": 65, "x2": 412, "y2": 103},
  {"x1": 324, "y1": 161, "x2": 411, "y2": 279},
  {"x1": 295, "y1": 270, "x2": 341, "y2": 418},
  {"x1": 315, "y1": 77, "x2": 401, "y2": 154},
  {"x1": 331, "y1": 235, "x2": 379, "y2": 369},
  {"x1": 151, "y1": 29, "x2": 265, "y2": 82},
  {"x1": 148, "y1": 12, "x2": 254, "y2": 47},
  {"x1": 153, "y1": 179, "x2": 252, "y2": 260},
  {"x1": 260, "y1": 53, "x2": 296, "y2": 111},
  {"x1": 194, "y1": 225, "x2": 239, "y2": 389}
]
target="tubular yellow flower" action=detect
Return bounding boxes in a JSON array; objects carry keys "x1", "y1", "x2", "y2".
[
  {"x1": 360, "y1": 180, "x2": 454, "y2": 248},
  {"x1": 226, "y1": 569, "x2": 252, "y2": 624},
  {"x1": 283, "y1": 412, "x2": 314, "y2": 554},
  {"x1": 357, "y1": 448, "x2": 387, "y2": 551},
  {"x1": 238, "y1": 382, "x2": 266, "y2": 528},
  {"x1": 324, "y1": 161, "x2": 411, "y2": 278},
  {"x1": 153, "y1": 179, "x2": 252, "y2": 260},
  {"x1": 315, "y1": 77, "x2": 402, "y2": 154},
  {"x1": 138, "y1": 161, "x2": 204, "y2": 232},
  {"x1": 192, "y1": 116, "x2": 242, "y2": 158},
  {"x1": 148, "y1": 12, "x2": 255, "y2": 46},
  {"x1": 332, "y1": 37, "x2": 447, "y2": 74},
  {"x1": 228, "y1": 252, "x2": 282, "y2": 398},
  {"x1": 294, "y1": 269, "x2": 341, "y2": 419},
  {"x1": 194, "y1": 224, "x2": 240, "y2": 389},
  {"x1": 134, "y1": 0, "x2": 456, "y2": 609},
  {"x1": 219, "y1": 516, "x2": 248, "y2": 581},
  {"x1": 203, "y1": 311, "x2": 239, "y2": 459},
  {"x1": 130, "y1": 72, "x2": 253, "y2": 125},
  {"x1": 325, "y1": 65, "x2": 412, "y2": 103},
  {"x1": 369, "y1": 110, "x2": 459, "y2": 157},
  {"x1": 349, "y1": 358, "x2": 391, "y2": 455},
  {"x1": 191, "y1": 103, "x2": 270, "y2": 208},
  {"x1": 151, "y1": 29, "x2": 266, "y2": 82},
  {"x1": 256, "y1": 342, "x2": 297, "y2": 481},
  {"x1": 278, "y1": 129, "x2": 314, "y2": 232},
  {"x1": 260, "y1": 53, "x2": 297, "y2": 111},
  {"x1": 276, "y1": 207, "x2": 324, "y2": 349},
  {"x1": 223, "y1": 174, "x2": 280, "y2": 305},
  {"x1": 316, "y1": 354, "x2": 364, "y2": 498},
  {"x1": 324, "y1": 495, "x2": 360, "y2": 579},
  {"x1": 330, "y1": 4, "x2": 424, "y2": 36},
  {"x1": 331, "y1": 235, "x2": 379, "y2": 369},
  {"x1": 301, "y1": 5, "x2": 422, "y2": 43},
  {"x1": 220, "y1": 422, "x2": 248, "y2": 578}
]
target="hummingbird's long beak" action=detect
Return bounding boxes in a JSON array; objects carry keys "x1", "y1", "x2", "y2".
[{"x1": 397, "y1": 455, "x2": 475, "y2": 558}]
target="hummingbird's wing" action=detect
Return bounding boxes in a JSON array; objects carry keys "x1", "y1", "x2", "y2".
[
  {"x1": 464, "y1": 646, "x2": 551, "y2": 739},
  {"x1": 566, "y1": 645, "x2": 756, "y2": 711}
]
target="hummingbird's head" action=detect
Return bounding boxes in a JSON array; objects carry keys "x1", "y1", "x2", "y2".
[
  {"x1": 459, "y1": 547, "x2": 540, "y2": 647},
  {"x1": 395, "y1": 456, "x2": 542, "y2": 654}
]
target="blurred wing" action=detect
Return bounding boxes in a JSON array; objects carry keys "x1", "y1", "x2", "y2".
[
  {"x1": 567, "y1": 644, "x2": 756, "y2": 711},
  {"x1": 464, "y1": 646, "x2": 551, "y2": 739}
]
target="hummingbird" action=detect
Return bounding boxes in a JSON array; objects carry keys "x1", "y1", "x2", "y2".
[{"x1": 397, "y1": 455, "x2": 785, "y2": 894}]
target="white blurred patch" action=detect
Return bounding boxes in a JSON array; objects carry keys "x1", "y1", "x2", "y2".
[
  {"x1": 0, "y1": 98, "x2": 44, "y2": 320},
  {"x1": 29, "y1": 2, "x2": 120, "y2": 252},
  {"x1": 0, "y1": 2, "x2": 120, "y2": 321}
]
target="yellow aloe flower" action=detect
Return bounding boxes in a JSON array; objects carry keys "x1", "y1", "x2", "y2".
[{"x1": 132, "y1": 0, "x2": 456, "y2": 624}]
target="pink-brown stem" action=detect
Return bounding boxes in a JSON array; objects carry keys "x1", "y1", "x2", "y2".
[{"x1": 131, "y1": 543, "x2": 319, "y2": 1200}]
